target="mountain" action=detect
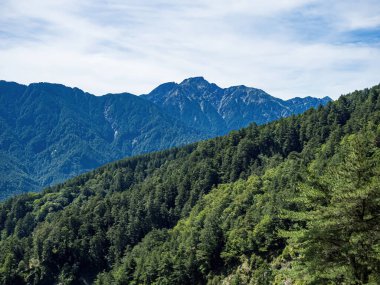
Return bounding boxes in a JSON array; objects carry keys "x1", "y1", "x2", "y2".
[
  {"x1": 143, "y1": 76, "x2": 331, "y2": 135},
  {"x1": 0, "y1": 78, "x2": 330, "y2": 199},
  {"x1": 0, "y1": 84, "x2": 378, "y2": 284},
  {"x1": 0, "y1": 81, "x2": 202, "y2": 199}
]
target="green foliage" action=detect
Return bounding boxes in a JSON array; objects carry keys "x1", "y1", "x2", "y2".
[
  {"x1": 0, "y1": 84, "x2": 379, "y2": 284},
  {"x1": 280, "y1": 128, "x2": 380, "y2": 284}
]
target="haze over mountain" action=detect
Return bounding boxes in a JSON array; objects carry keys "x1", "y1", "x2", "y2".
[{"x1": 0, "y1": 78, "x2": 330, "y2": 199}]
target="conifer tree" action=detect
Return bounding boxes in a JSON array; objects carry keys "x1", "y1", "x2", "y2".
[{"x1": 284, "y1": 130, "x2": 380, "y2": 284}]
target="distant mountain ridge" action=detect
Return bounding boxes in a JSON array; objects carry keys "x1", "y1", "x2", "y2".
[
  {"x1": 0, "y1": 78, "x2": 331, "y2": 199},
  {"x1": 143, "y1": 77, "x2": 331, "y2": 135},
  {"x1": 0, "y1": 81, "x2": 202, "y2": 199}
]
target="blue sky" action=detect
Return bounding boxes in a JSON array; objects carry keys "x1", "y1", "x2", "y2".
[{"x1": 0, "y1": 0, "x2": 379, "y2": 99}]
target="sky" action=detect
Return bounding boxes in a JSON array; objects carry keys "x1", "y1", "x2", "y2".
[{"x1": 0, "y1": 0, "x2": 380, "y2": 99}]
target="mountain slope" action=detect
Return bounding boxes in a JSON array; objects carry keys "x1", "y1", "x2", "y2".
[
  {"x1": 0, "y1": 78, "x2": 330, "y2": 199},
  {"x1": 0, "y1": 81, "x2": 202, "y2": 199},
  {"x1": 143, "y1": 76, "x2": 331, "y2": 135},
  {"x1": 0, "y1": 84, "x2": 378, "y2": 284}
]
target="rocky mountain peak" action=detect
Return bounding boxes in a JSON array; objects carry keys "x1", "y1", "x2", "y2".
[{"x1": 179, "y1": 76, "x2": 210, "y2": 87}]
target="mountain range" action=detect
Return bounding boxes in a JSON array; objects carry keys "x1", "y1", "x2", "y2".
[
  {"x1": 143, "y1": 77, "x2": 331, "y2": 134},
  {"x1": 0, "y1": 77, "x2": 331, "y2": 199},
  {"x1": 0, "y1": 84, "x2": 378, "y2": 284}
]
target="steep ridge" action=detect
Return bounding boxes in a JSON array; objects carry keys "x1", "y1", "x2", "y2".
[
  {"x1": 0, "y1": 84, "x2": 378, "y2": 284},
  {"x1": 143, "y1": 76, "x2": 331, "y2": 134}
]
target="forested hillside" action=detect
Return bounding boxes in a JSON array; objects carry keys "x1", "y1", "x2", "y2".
[{"x1": 0, "y1": 84, "x2": 379, "y2": 284}]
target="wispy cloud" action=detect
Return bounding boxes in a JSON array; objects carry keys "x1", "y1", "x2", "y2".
[{"x1": 0, "y1": 0, "x2": 379, "y2": 98}]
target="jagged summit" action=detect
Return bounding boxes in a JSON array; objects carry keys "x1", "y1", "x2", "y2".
[
  {"x1": 143, "y1": 77, "x2": 331, "y2": 134},
  {"x1": 180, "y1": 76, "x2": 210, "y2": 86}
]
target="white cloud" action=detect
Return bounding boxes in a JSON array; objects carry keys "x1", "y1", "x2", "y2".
[{"x1": 0, "y1": 0, "x2": 379, "y2": 99}]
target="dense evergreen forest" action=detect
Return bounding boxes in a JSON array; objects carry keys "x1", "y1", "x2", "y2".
[{"x1": 0, "y1": 84, "x2": 379, "y2": 284}]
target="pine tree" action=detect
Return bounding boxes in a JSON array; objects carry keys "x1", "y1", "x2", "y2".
[{"x1": 284, "y1": 130, "x2": 380, "y2": 284}]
